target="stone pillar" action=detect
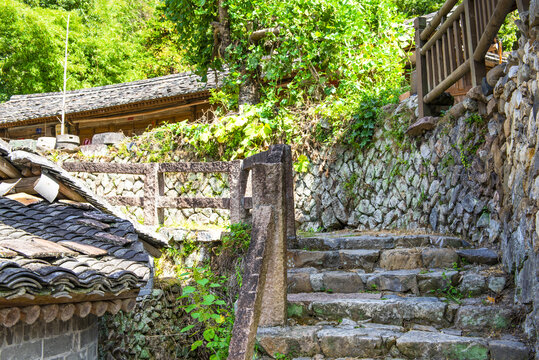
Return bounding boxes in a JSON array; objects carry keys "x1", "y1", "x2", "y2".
[{"x1": 252, "y1": 162, "x2": 287, "y2": 326}]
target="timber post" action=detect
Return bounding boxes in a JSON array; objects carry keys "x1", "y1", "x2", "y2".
[{"x1": 415, "y1": 17, "x2": 432, "y2": 118}]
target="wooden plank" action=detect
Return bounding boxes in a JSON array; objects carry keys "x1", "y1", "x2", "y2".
[
  {"x1": 58, "y1": 182, "x2": 86, "y2": 203},
  {"x1": 143, "y1": 163, "x2": 158, "y2": 225},
  {"x1": 465, "y1": 0, "x2": 486, "y2": 86},
  {"x1": 448, "y1": 25, "x2": 457, "y2": 73},
  {"x1": 58, "y1": 240, "x2": 108, "y2": 256},
  {"x1": 0, "y1": 157, "x2": 21, "y2": 179},
  {"x1": 461, "y1": 12, "x2": 469, "y2": 60},
  {"x1": 455, "y1": 19, "x2": 464, "y2": 65},
  {"x1": 436, "y1": 41, "x2": 443, "y2": 86},
  {"x1": 426, "y1": 50, "x2": 433, "y2": 92},
  {"x1": 2, "y1": 176, "x2": 39, "y2": 194},
  {"x1": 0, "y1": 238, "x2": 78, "y2": 258},
  {"x1": 442, "y1": 32, "x2": 449, "y2": 78},
  {"x1": 4, "y1": 193, "x2": 42, "y2": 206}
]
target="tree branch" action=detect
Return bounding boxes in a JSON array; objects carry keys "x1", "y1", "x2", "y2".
[{"x1": 249, "y1": 27, "x2": 280, "y2": 43}]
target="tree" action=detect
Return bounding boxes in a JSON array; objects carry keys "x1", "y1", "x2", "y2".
[{"x1": 164, "y1": 0, "x2": 408, "y2": 107}]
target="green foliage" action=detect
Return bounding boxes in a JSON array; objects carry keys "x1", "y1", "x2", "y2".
[
  {"x1": 217, "y1": 223, "x2": 251, "y2": 255},
  {"x1": 179, "y1": 266, "x2": 233, "y2": 360},
  {"x1": 498, "y1": 11, "x2": 519, "y2": 51},
  {"x1": 293, "y1": 155, "x2": 311, "y2": 173},
  {"x1": 0, "y1": 0, "x2": 188, "y2": 102},
  {"x1": 429, "y1": 271, "x2": 464, "y2": 304},
  {"x1": 392, "y1": 0, "x2": 445, "y2": 17}
]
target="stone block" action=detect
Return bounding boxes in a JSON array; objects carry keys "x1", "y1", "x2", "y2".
[
  {"x1": 396, "y1": 330, "x2": 488, "y2": 360},
  {"x1": 458, "y1": 273, "x2": 486, "y2": 296},
  {"x1": 456, "y1": 248, "x2": 498, "y2": 265},
  {"x1": 322, "y1": 271, "x2": 363, "y2": 293},
  {"x1": 0, "y1": 340, "x2": 43, "y2": 360},
  {"x1": 92, "y1": 132, "x2": 126, "y2": 145},
  {"x1": 489, "y1": 340, "x2": 530, "y2": 360},
  {"x1": 287, "y1": 272, "x2": 313, "y2": 293},
  {"x1": 80, "y1": 144, "x2": 109, "y2": 157},
  {"x1": 365, "y1": 270, "x2": 419, "y2": 293},
  {"x1": 379, "y1": 249, "x2": 422, "y2": 270},
  {"x1": 256, "y1": 326, "x2": 321, "y2": 357},
  {"x1": 338, "y1": 250, "x2": 379, "y2": 271},
  {"x1": 455, "y1": 305, "x2": 515, "y2": 331},
  {"x1": 422, "y1": 248, "x2": 459, "y2": 268}
]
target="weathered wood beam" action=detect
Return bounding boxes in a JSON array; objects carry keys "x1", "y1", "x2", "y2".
[
  {"x1": 420, "y1": 0, "x2": 460, "y2": 41},
  {"x1": 0, "y1": 157, "x2": 22, "y2": 179},
  {"x1": 421, "y1": 3, "x2": 465, "y2": 55},
  {"x1": 424, "y1": 59, "x2": 471, "y2": 104},
  {"x1": 473, "y1": 0, "x2": 516, "y2": 62}
]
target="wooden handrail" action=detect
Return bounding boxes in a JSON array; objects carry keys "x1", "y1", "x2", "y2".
[
  {"x1": 415, "y1": 0, "x2": 516, "y2": 117},
  {"x1": 420, "y1": 3, "x2": 466, "y2": 56},
  {"x1": 420, "y1": 0, "x2": 461, "y2": 41}
]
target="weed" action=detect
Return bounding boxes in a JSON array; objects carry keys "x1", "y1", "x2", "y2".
[{"x1": 429, "y1": 272, "x2": 464, "y2": 304}]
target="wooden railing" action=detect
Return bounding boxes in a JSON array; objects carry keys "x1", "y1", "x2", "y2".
[
  {"x1": 62, "y1": 160, "x2": 250, "y2": 225},
  {"x1": 227, "y1": 144, "x2": 295, "y2": 360},
  {"x1": 415, "y1": 0, "x2": 522, "y2": 117}
]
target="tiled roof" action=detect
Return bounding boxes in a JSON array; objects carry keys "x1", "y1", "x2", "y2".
[
  {"x1": 0, "y1": 140, "x2": 162, "y2": 303},
  {"x1": 0, "y1": 70, "x2": 226, "y2": 124},
  {"x1": 0, "y1": 197, "x2": 149, "y2": 299}
]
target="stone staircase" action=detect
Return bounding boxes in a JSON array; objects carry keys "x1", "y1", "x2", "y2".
[{"x1": 256, "y1": 231, "x2": 532, "y2": 360}]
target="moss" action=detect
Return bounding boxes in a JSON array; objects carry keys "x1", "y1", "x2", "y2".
[
  {"x1": 287, "y1": 303, "x2": 304, "y2": 318},
  {"x1": 446, "y1": 344, "x2": 488, "y2": 360}
]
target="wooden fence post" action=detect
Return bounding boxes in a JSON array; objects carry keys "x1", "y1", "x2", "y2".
[
  {"x1": 465, "y1": 0, "x2": 486, "y2": 86},
  {"x1": 415, "y1": 17, "x2": 432, "y2": 118}
]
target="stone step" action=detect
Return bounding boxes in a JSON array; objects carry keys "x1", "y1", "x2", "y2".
[
  {"x1": 287, "y1": 268, "x2": 459, "y2": 295},
  {"x1": 287, "y1": 293, "x2": 521, "y2": 332},
  {"x1": 287, "y1": 268, "x2": 508, "y2": 296},
  {"x1": 290, "y1": 232, "x2": 465, "y2": 251},
  {"x1": 256, "y1": 325, "x2": 531, "y2": 360},
  {"x1": 287, "y1": 247, "x2": 498, "y2": 271}
]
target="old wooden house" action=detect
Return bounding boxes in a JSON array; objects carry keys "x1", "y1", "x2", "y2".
[{"x1": 0, "y1": 71, "x2": 225, "y2": 144}]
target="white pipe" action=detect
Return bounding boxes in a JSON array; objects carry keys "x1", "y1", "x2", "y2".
[{"x1": 60, "y1": 14, "x2": 70, "y2": 136}]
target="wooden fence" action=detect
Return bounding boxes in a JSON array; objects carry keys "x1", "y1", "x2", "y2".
[{"x1": 415, "y1": 0, "x2": 527, "y2": 117}]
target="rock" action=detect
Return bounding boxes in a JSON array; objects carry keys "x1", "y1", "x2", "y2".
[
  {"x1": 364, "y1": 270, "x2": 419, "y2": 293},
  {"x1": 489, "y1": 340, "x2": 530, "y2": 360},
  {"x1": 487, "y1": 64, "x2": 506, "y2": 87},
  {"x1": 445, "y1": 101, "x2": 466, "y2": 119},
  {"x1": 321, "y1": 271, "x2": 363, "y2": 293},
  {"x1": 417, "y1": 271, "x2": 458, "y2": 294},
  {"x1": 288, "y1": 272, "x2": 313, "y2": 293},
  {"x1": 80, "y1": 144, "x2": 109, "y2": 157},
  {"x1": 421, "y1": 248, "x2": 459, "y2": 268},
  {"x1": 467, "y1": 86, "x2": 487, "y2": 102},
  {"x1": 487, "y1": 276, "x2": 506, "y2": 293},
  {"x1": 458, "y1": 273, "x2": 486, "y2": 296},
  {"x1": 379, "y1": 249, "x2": 422, "y2": 270},
  {"x1": 257, "y1": 326, "x2": 321, "y2": 357},
  {"x1": 396, "y1": 330, "x2": 488, "y2": 360},
  {"x1": 10, "y1": 139, "x2": 37, "y2": 152},
  {"x1": 455, "y1": 305, "x2": 516, "y2": 331},
  {"x1": 92, "y1": 132, "x2": 126, "y2": 145},
  {"x1": 317, "y1": 327, "x2": 399, "y2": 358},
  {"x1": 406, "y1": 116, "x2": 436, "y2": 137},
  {"x1": 456, "y1": 248, "x2": 498, "y2": 265},
  {"x1": 461, "y1": 193, "x2": 479, "y2": 213}
]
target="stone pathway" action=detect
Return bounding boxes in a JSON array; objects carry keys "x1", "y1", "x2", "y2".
[{"x1": 256, "y1": 231, "x2": 532, "y2": 360}]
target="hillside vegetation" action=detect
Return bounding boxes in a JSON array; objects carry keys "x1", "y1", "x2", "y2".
[{"x1": 0, "y1": 0, "x2": 188, "y2": 102}]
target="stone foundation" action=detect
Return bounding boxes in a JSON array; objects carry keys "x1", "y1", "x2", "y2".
[{"x1": 0, "y1": 315, "x2": 98, "y2": 360}]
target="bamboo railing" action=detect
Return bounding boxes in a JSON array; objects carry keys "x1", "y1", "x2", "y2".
[{"x1": 415, "y1": 0, "x2": 522, "y2": 117}]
